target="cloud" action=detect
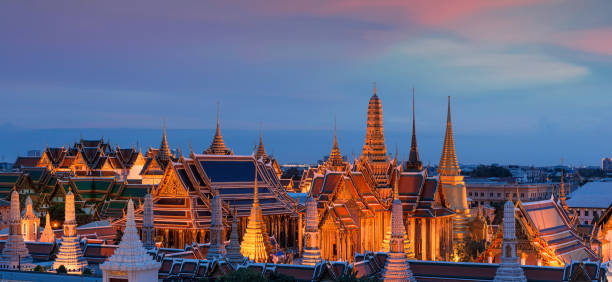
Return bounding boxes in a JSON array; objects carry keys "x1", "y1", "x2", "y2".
[
  {"x1": 555, "y1": 28, "x2": 612, "y2": 56},
  {"x1": 394, "y1": 38, "x2": 589, "y2": 90}
]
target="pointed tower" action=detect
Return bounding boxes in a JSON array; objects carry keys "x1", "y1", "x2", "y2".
[
  {"x1": 493, "y1": 200, "x2": 527, "y2": 282},
  {"x1": 226, "y1": 210, "x2": 245, "y2": 265},
  {"x1": 381, "y1": 172, "x2": 416, "y2": 281},
  {"x1": 381, "y1": 171, "x2": 414, "y2": 258},
  {"x1": 207, "y1": 194, "x2": 227, "y2": 260},
  {"x1": 157, "y1": 121, "x2": 171, "y2": 162},
  {"x1": 326, "y1": 119, "x2": 345, "y2": 171},
  {"x1": 39, "y1": 213, "x2": 55, "y2": 243},
  {"x1": 558, "y1": 167, "x2": 568, "y2": 211},
  {"x1": 302, "y1": 197, "x2": 322, "y2": 265},
  {"x1": 438, "y1": 96, "x2": 470, "y2": 244},
  {"x1": 255, "y1": 129, "x2": 268, "y2": 161},
  {"x1": 0, "y1": 190, "x2": 33, "y2": 270},
  {"x1": 204, "y1": 102, "x2": 234, "y2": 155},
  {"x1": 21, "y1": 196, "x2": 40, "y2": 242},
  {"x1": 405, "y1": 89, "x2": 423, "y2": 172},
  {"x1": 240, "y1": 167, "x2": 268, "y2": 262},
  {"x1": 101, "y1": 199, "x2": 161, "y2": 282},
  {"x1": 53, "y1": 190, "x2": 87, "y2": 274},
  {"x1": 361, "y1": 83, "x2": 390, "y2": 186},
  {"x1": 142, "y1": 192, "x2": 155, "y2": 250}
]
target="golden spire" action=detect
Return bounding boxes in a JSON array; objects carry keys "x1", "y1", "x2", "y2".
[
  {"x1": 373, "y1": 81, "x2": 377, "y2": 96},
  {"x1": 255, "y1": 125, "x2": 267, "y2": 160},
  {"x1": 240, "y1": 163, "x2": 268, "y2": 262},
  {"x1": 204, "y1": 101, "x2": 233, "y2": 155},
  {"x1": 326, "y1": 117, "x2": 344, "y2": 169},
  {"x1": 393, "y1": 169, "x2": 400, "y2": 200},
  {"x1": 438, "y1": 96, "x2": 461, "y2": 176},
  {"x1": 158, "y1": 118, "x2": 171, "y2": 162},
  {"x1": 406, "y1": 88, "x2": 423, "y2": 171}
]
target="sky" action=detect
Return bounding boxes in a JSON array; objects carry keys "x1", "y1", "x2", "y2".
[{"x1": 1, "y1": 0, "x2": 611, "y2": 166}]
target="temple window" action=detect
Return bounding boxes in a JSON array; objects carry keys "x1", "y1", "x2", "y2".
[{"x1": 585, "y1": 211, "x2": 589, "y2": 216}]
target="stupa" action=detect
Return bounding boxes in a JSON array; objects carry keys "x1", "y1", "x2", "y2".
[
  {"x1": 493, "y1": 200, "x2": 527, "y2": 282},
  {"x1": 240, "y1": 168, "x2": 268, "y2": 262},
  {"x1": 381, "y1": 173, "x2": 415, "y2": 281},
  {"x1": 0, "y1": 190, "x2": 33, "y2": 270},
  {"x1": 101, "y1": 199, "x2": 161, "y2": 282},
  {"x1": 52, "y1": 190, "x2": 88, "y2": 274},
  {"x1": 206, "y1": 194, "x2": 226, "y2": 260},
  {"x1": 301, "y1": 197, "x2": 321, "y2": 265}
]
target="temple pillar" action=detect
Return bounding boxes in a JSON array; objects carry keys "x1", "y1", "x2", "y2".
[
  {"x1": 298, "y1": 213, "x2": 303, "y2": 256},
  {"x1": 421, "y1": 219, "x2": 427, "y2": 260}
]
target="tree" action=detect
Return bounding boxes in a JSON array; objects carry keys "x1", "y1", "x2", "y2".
[
  {"x1": 56, "y1": 265, "x2": 67, "y2": 274},
  {"x1": 281, "y1": 167, "x2": 302, "y2": 180},
  {"x1": 217, "y1": 268, "x2": 266, "y2": 282},
  {"x1": 113, "y1": 228, "x2": 124, "y2": 244},
  {"x1": 83, "y1": 268, "x2": 93, "y2": 276},
  {"x1": 33, "y1": 265, "x2": 45, "y2": 272},
  {"x1": 455, "y1": 239, "x2": 486, "y2": 262},
  {"x1": 469, "y1": 164, "x2": 512, "y2": 178}
]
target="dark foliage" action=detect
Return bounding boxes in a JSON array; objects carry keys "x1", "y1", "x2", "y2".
[
  {"x1": 281, "y1": 167, "x2": 302, "y2": 180},
  {"x1": 456, "y1": 239, "x2": 487, "y2": 262},
  {"x1": 33, "y1": 265, "x2": 45, "y2": 272},
  {"x1": 56, "y1": 265, "x2": 67, "y2": 274},
  {"x1": 468, "y1": 164, "x2": 512, "y2": 178}
]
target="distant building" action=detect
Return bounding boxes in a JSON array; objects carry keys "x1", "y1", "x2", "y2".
[
  {"x1": 27, "y1": 150, "x2": 40, "y2": 157},
  {"x1": 465, "y1": 179, "x2": 554, "y2": 206},
  {"x1": 567, "y1": 181, "x2": 612, "y2": 225},
  {"x1": 603, "y1": 158, "x2": 612, "y2": 173}
]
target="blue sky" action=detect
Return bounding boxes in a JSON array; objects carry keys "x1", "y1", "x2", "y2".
[{"x1": 1, "y1": 0, "x2": 611, "y2": 166}]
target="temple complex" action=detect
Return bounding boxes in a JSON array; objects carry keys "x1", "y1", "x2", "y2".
[
  {"x1": 0, "y1": 190, "x2": 33, "y2": 270},
  {"x1": 53, "y1": 190, "x2": 88, "y2": 274},
  {"x1": 203, "y1": 105, "x2": 234, "y2": 155},
  {"x1": 100, "y1": 199, "x2": 161, "y2": 282}
]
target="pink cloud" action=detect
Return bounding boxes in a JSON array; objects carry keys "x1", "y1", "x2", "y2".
[{"x1": 556, "y1": 28, "x2": 612, "y2": 56}]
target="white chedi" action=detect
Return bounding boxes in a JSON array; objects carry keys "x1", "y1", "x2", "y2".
[{"x1": 101, "y1": 199, "x2": 161, "y2": 282}]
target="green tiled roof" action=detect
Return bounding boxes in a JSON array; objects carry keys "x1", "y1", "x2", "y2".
[
  {"x1": 26, "y1": 170, "x2": 43, "y2": 181},
  {"x1": 120, "y1": 187, "x2": 147, "y2": 198},
  {"x1": 110, "y1": 183, "x2": 122, "y2": 194},
  {"x1": 80, "y1": 193, "x2": 106, "y2": 200},
  {"x1": 0, "y1": 175, "x2": 19, "y2": 183},
  {"x1": 108, "y1": 201, "x2": 127, "y2": 209}
]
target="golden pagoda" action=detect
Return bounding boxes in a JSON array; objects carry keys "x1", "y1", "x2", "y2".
[
  {"x1": 438, "y1": 96, "x2": 470, "y2": 244},
  {"x1": 361, "y1": 83, "x2": 390, "y2": 187},
  {"x1": 326, "y1": 120, "x2": 346, "y2": 171},
  {"x1": 157, "y1": 121, "x2": 172, "y2": 162},
  {"x1": 39, "y1": 213, "x2": 55, "y2": 243},
  {"x1": 240, "y1": 167, "x2": 269, "y2": 262}
]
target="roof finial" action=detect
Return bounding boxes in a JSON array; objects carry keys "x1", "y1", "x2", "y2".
[
  {"x1": 216, "y1": 101, "x2": 220, "y2": 130},
  {"x1": 393, "y1": 169, "x2": 400, "y2": 200},
  {"x1": 373, "y1": 81, "x2": 377, "y2": 96}
]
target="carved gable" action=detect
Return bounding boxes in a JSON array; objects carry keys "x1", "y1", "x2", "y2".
[{"x1": 156, "y1": 165, "x2": 188, "y2": 197}]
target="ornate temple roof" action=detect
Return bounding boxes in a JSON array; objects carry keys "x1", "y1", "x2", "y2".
[{"x1": 361, "y1": 83, "x2": 387, "y2": 163}]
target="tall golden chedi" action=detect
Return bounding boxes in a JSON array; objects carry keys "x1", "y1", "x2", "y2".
[
  {"x1": 53, "y1": 190, "x2": 88, "y2": 274},
  {"x1": 381, "y1": 172, "x2": 416, "y2": 282},
  {"x1": 438, "y1": 96, "x2": 470, "y2": 244},
  {"x1": 361, "y1": 83, "x2": 390, "y2": 187},
  {"x1": 301, "y1": 196, "x2": 322, "y2": 265},
  {"x1": 0, "y1": 190, "x2": 33, "y2": 270},
  {"x1": 240, "y1": 168, "x2": 268, "y2": 262}
]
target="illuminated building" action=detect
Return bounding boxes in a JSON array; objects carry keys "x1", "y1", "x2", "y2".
[
  {"x1": 53, "y1": 190, "x2": 88, "y2": 274},
  {"x1": 100, "y1": 199, "x2": 161, "y2": 282},
  {"x1": 21, "y1": 196, "x2": 39, "y2": 242},
  {"x1": 0, "y1": 190, "x2": 33, "y2": 270}
]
